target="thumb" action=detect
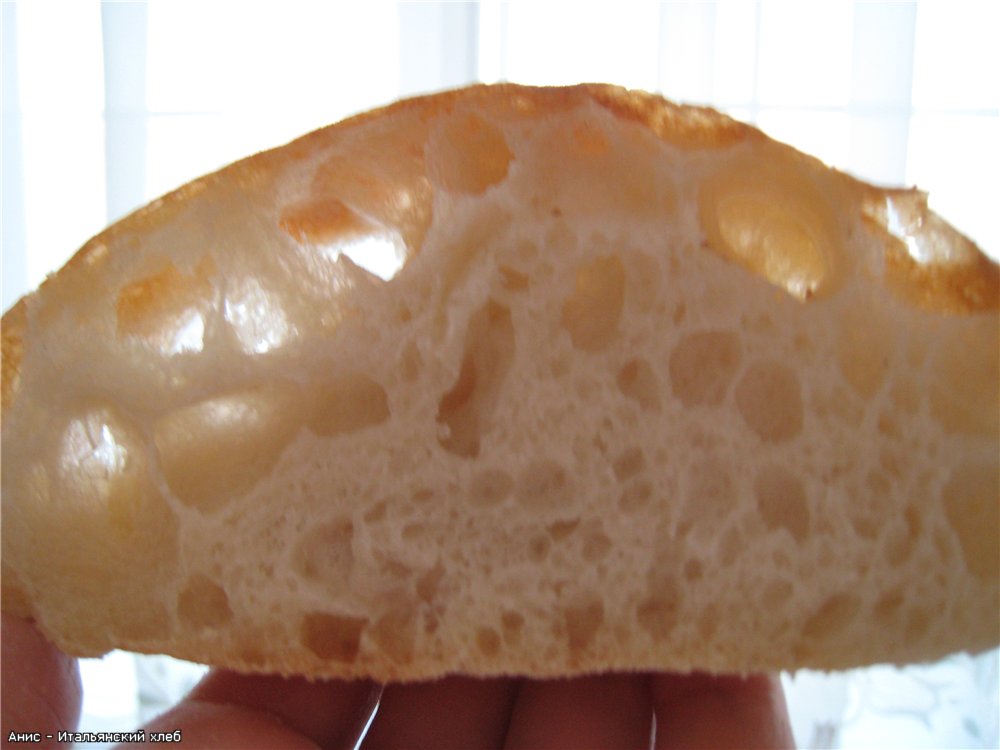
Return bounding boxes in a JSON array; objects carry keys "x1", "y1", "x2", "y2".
[{"x1": 1, "y1": 613, "x2": 82, "y2": 748}]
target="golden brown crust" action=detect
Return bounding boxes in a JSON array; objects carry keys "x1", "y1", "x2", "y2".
[
  {"x1": 587, "y1": 85, "x2": 758, "y2": 149},
  {"x1": 5, "y1": 83, "x2": 991, "y2": 329},
  {"x1": 885, "y1": 238, "x2": 1000, "y2": 313},
  {"x1": 859, "y1": 186, "x2": 999, "y2": 313},
  {"x1": 1, "y1": 298, "x2": 26, "y2": 413}
]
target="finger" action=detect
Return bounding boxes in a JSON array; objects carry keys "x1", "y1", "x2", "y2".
[
  {"x1": 1, "y1": 613, "x2": 82, "y2": 746},
  {"x1": 362, "y1": 675, "x2": 519, "y2": 750},
  {"x1": 138, "y1": 701, "x2": 323, "y2": 750},
  {"x1": 503, "y1": 673, "x2": 652, "y2": 750},
  {"x1": 142, "y1": 669, "x2": 380, "y2": 750},
  {"x1": 650, "y1": 672, "x2": 794, "y2": 750}
]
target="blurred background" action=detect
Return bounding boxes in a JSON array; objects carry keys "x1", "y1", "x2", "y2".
[{"x1": 2, "y1": 1, "x2": 998, "y2": 748}]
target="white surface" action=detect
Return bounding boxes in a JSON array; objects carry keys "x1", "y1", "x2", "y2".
[{"x1": 784, "y1": 650, "x2": 1000, "y2": 749}]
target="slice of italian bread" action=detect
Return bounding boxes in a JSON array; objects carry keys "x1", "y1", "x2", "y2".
[{"x1": 2, "y1": 84, "x2": 997, "y2": 681}]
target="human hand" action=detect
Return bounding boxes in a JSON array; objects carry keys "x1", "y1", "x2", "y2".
[{"x1": 2, "y1": 613, "x2": 794, "y2": 749}]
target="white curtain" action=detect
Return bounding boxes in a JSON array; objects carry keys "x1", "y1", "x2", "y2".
[{"x1": 3, "y1": 3, "x2": 998, "y2": 747}]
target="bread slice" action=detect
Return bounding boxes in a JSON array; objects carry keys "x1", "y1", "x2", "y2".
[{"x1": 2, "y1": 84, "x2": 997, "y2": 681}]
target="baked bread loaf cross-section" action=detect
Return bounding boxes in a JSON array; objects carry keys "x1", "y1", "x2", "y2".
[{"x1": 2, "y1": 84, "x2": 997, "y2": 681}]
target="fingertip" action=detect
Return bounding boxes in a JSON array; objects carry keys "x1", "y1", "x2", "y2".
[
  {"x1": 181, "y1": 668, "x2": 379, "y2": 749},
  {"x1": 651, "y1": 671, "x2": 794, "y2": 750},
  {"x1": 504, "y1": 673, "x2": 652, "y2": 750},
  {"x1": 143, "y1": 701, "x2": 322, "y2": 750},
  {"x1": 363, "y1": 675, "x2": 518, "y2": 750},
  {"x1": 1, "y1": 613, "x2": 83, "y2": 741}
]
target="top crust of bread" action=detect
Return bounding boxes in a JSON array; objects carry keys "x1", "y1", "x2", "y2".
[{"x1": 1, "y1": 84, "x2": 998, "y2": 681}]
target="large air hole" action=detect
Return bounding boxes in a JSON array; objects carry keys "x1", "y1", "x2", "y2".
[
  {"x1": 683, "y1": 457, "x2": 736, "y2": 530},
  {"x1": 877, "y1": 192, "x2": 998, "y2": 313},
  {"x1": 929, "y1": 327, "x2": 1000, "y2": 437},
  {"x1": 116, "y1": 260, "x2": 214, "y2": 355},
  {"x1": 735, "y1": 361, "x2": 804, "y2": 443},
  {"x1": 516, "y1": 459, "x2": 572, "y2": 509},
  {"x1": 547, "y1": 518, "x2": 580, "y2": 541},
  {"x1": 56, "y1": 407, "x2": 178, "y2": 561},
  {"x1": 468, "y1": 468, "x2": 514, "y2": 506},
  {"x1": 669, "y1": 330, "x2": 741, "y2": 407},
  {"x1": 527, "y1": 533, "x2": 551, "y2": 562},
  {"x1": 60, "y1": 412, "x2": 131, "y2": 489},
  {"x1": 154, "y1": 382, "x2": 304, "y2": 513},
  {"x1": 305, "y1": 374, "x2": 390, "y2": 437},
  {"x1": 177, "y1": 574, "x2": 233, "y2": 630},
  {"x1": 301, "y1": 611, "x2": 367, "y2": 663},
  {"x1": 616, "y1": 359, "x2": 661, "y2": 412},
  {"x1": 884, "y1": 507, "x2": 922, "y2": 567},
  {"x1": 501, "y1": 611, "x2": 525, "y2": 644},
  {"x1": 873, "y1": 590, "x2": 904, "y2": 628},
  {"x1": 437, "y1": 300, "x2": 516, "y2": 457},
  {"x1": 335, "y1": 235, "x2": 406, "y2": 281},
  {"x1": 836, "y1": 302, "x2": 893, "y2": 397},
  {"x1": 292, "y1": 520, "x2": 355, "y2": 591},
  {"x1": 801, "y1": 593, "x2": 861, "y2": 643},
  {"x1": 416, "y1": 564, "x2": 445, "y2": 604},
  {"x1": 619, "y1": 479, "x2": 653, "y2": 513},
  {"x1": 428, "y1": 111, "x2": 513, "y2": 194},
  {"x1": 564, "y1": 600, "x2": 604, "y2": 656},
  {"x1": 612, "y1": 447, "x2": 646, "y2": 481},
  {"x1": 280, "y1": 197, "x2": 408, "y2": 282},
  {"x1": 224, "y1": 277, "x2": 294, "y2": 354},
  {"x1": 753, "y1": 465, "x2": 810, "y2": 543},
  {"x1": 476, "y1": 627, "x2": 502, "y2": 658},
  {"x1": 698, "y1": 155, "x2": 841, "y2": 301},
  {"x1": 581, "y1": 523, "x2": 612, "y2": 562},
  {"x1": 637, "y1": 581, "x2": 680, "y2": 638},
  {"x1": 561, "y1": 255, "x2": 625, "y2": 352},
  {"x1": 371, "y1": 604, "x2": 417, "y2": 665},
  {"x1": 942, "y1": 461, "x2": 999, "y2": 581}
]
